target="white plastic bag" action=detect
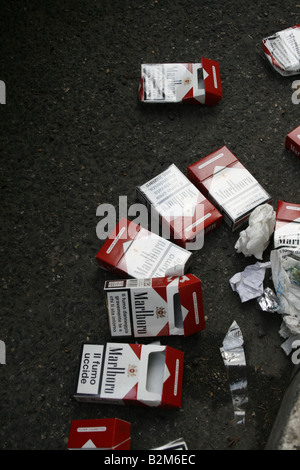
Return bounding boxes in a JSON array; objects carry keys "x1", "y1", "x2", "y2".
[{"x1": 271, "y1": 247, "x2": 300, "y2": 318}]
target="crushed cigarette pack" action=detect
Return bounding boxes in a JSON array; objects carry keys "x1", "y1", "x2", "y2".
[
  {"x1": 67, "y1": 418, "x2": 131, "y2": 450},
  {"x1": 274, "y1": 200, "x2": 300, "y2": 249},
  {"x1": 262, "y1": 25, "x2": 300, "y2": 76},
  {"x1": 96, "y1": 218, "x2": 193, "y2": 279},
  {"x1": 138, "y1": 59, "x2": 222, "y2": 106},
  {"x1": 104, "y1": 274, "x2": 205, "y2": 338},
  {"x1": 74, "y1": 342, "x2": 184, "y2": 409},
  {"x1": 135, "y1": 164, "x2": 222, "y2": 249},
  {"x1": 285, "y1": 125, "x2": 300, "y2": 158},
  {"x1": 187, "y1": 146, "x2": 272, "y2": 231}
]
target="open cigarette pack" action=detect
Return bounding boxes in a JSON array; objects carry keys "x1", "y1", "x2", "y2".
[
  {"x1": 138, "y1": 59, "x2": 222, "y2": 105},
  {"x1": 104, "y1": 274, "x2": 205, "y2": 338},
  {"x1": 74, "y1": 342, "x2": 184, "y2": 409}
]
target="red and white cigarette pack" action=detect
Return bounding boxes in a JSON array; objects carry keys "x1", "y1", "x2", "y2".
[
  {"x1": 67, "y1": 418, "x2": 131, "y2": 450},
  {"x1": 285, "y1": 125, "x2": 300, "y2": 158},
  {"x1": 104, "y1": 274, "x2": 205, "y2": 338},
  {"x1": 138, "y1": 59, "x2": 222, "y2": 106},
  {"x1": 136, "y1": 164, "x2": 222, "y2": 249},
  {"x1": 187, "y1": 146, "x2": 272, "y2": 231},
  {"x1": 262, "y1": 25, "x2": 300, "y2": 76},
  {"x1": 274, "y1": 200, "x2": 300, "y2": 248},
  {"x1": 74, "y1": 342, "x2": 184, "y2": 409},
  {"x1": 96, "y1": 218, "x2": 193, "y2": 279}
]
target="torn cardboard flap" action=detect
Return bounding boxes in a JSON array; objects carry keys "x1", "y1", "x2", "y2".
[
  {"x1": 138, "y1": 59, "x2": 222, "y2": 106},
  {"x1": 96, "y1": 218, "x2": 193, "y2": 279},
  {"x1": 187, "y1": 146, "x2": 272, "y2": 231},
  {"x1": 74, "y1": 342, "x2": 184, "y2": 409},
  {"x1": 104, "y1": 274, "x2": 205, "y2": 338}
]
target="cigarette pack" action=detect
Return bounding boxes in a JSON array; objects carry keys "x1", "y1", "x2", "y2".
[
  {"x1": 138, "y1": 59, "x2": 222, "y2": 106},
  {"x1": 262, "y1": 25, "x2": 300, "y2": 76},
  {"x1": 96, "y1": 218, "x2": 193, "y2": 278},
  {"x1": 74, "y1": 342, "x2": 184, "y2": 409},
  {"x1": 104, "y1": 274, "x2": 205, "y2": 338},
  {"x1": 274, "y1": 200, "x2": 300, "y2": 248},
  {"x1": 67, "y1": 418, "x2": 131, "y2": 450},
  {"x1": 187, "y1": 146, "x2": 272, "y2": 231},
  {"x1": 136, "y1": 164, "x2": 222, "y2": 249},
  {"x1": 285, "y1": 125, "x2": 300, "y2": 158}
]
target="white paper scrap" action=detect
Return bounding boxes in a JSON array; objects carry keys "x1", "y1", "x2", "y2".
[{"x1": 229, "y1": 261, "x2": 271, "y2": 302}]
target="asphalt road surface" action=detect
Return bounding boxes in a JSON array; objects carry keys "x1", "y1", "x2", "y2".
[{"x1": 0, "y1": 0, "x2": 299, "y2": 451}]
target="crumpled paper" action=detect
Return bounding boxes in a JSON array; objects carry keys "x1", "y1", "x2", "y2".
[
  {"x1": 229, "y1": 261, "x2": 271, "y2": 302},
  {"x1": 235, "y1": 204, "x2": 276, "y2": 259}
]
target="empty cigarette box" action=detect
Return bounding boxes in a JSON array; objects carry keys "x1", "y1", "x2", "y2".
[
  {"x1": 104, "y1": 274, "x2": 205, "y2": 338},
  {"x1": 74, "y1": 342, "x2": 184, "y2": 409},
  {"x1": 136, "y1": 164, "x2": 222, "y2": 249},
  {"x1": 285, "y1": 125, "x2": 300, "y2": 158},
  {"x1": 67, "y1": 418, "x2": 131, "y2": 450},
  {"x1": 138, "y1": 59, "x2": 222, "y2": 106},
  {"x1": 96, "y1": 218, "x2": 193, "y2": 278},
  {"x1": 274, "y1": 200, "x2": 300, "y2": 248},
  {"x1": 187, "y1": 146, "x2": 272, "y2": 231}
]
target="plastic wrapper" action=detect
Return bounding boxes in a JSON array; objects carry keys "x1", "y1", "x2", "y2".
[
  {"x1": 235, "y1": 204, "x2": 275, "y2": 259},
  {"x1": 262, "y1": 25, "x2": 300, "y2": 76},
  {"x1": 220, "y1": 321, "x2": 248, "y2": 425},
  {"x1": 256, "y1": 287, "x2": 279, "y2": 313}
]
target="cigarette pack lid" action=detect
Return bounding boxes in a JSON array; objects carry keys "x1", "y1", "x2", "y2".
[
  {"x1": 274, "y1": 201, "x2": 300, "y2": 248},
  {"x1": 67, "y1": 418, "x2": 131, "y2": 450},
  {"x1": 96, "y1": 218, "x2": 141, "y2": 273},
  {"x1": 201, "y1": 57, "x2": 223, "y2": 106},
  {"x1": 96, "y1": 218, "x2": 193, "y2": 279},
  {"x1": 138, "y1": 59, "x2": 222, "y2": 106},
  {"x1": 276, "y1": 200, "x2": 300, "y2": 222},
  {"x1": 137, "y1": 343, "x2": 184, "y2": 408},
  {"x1": 177, "y1": 274, "x2": 206, "y2": 336},
  {"x1": 285, "y1": 125, "x2": 300, "y2": 157},
  {"x1": 187, "y1": 146, "x2": 237, "y2": 184}
]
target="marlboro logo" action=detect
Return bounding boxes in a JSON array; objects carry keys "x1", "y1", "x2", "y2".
[
  {"x1": 156, "y1": 306, "x2": 166, "y2": 318},
  {"x1": 127, "y1": 364, "x2": 137, "y2": 377}
]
